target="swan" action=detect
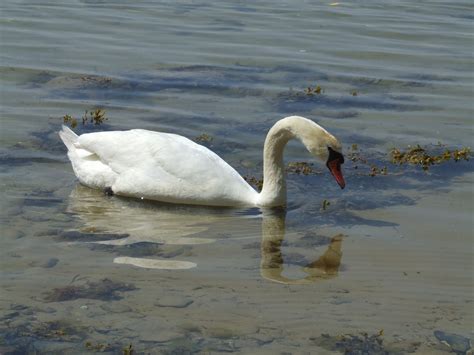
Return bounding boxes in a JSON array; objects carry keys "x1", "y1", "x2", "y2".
[{"x1": 59, "y1": 115, "x2": 345, "y2": 207}]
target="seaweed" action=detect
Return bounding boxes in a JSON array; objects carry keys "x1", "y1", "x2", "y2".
[
  {"x1": 286, "y1": 161, "x2": 322, "y2": 175},
  {"x1": 43, "y1": 278, "x2": 137, "y2": 302},
  {"x1": 321, "y1": 199, "x2": 331, "y2": 211},
  {"x1": 18, "y1": 320, "x2": 87, "y2": 342},
  {"x1": 62, "y1": 108, "x2": 108, "y2": 130},
  {"x1": 194, "y1": 133, "x2": 213, "y2": 147},
  {"x1": 369, "y1": 165, "x2": 388, "y2": 177},
  {"x1": 84, "y1": 341, "x2": 113, "y2": 352},
  {"x1": 304, "y1": 85, "x2": 323, "y2": 95},
  {"x1": 310, "y1": 330, "x2": 418, "y2": 354},
  {"x1": 243, "y1": 175, "x2": 264, "y2": 191},
  {"x1": 123, "y1": 343, "x2": 134, "y2": 355},
  {"x1": 346, "y1": 143, "x2": 470, "y2": 176},
  {"x1": 390, "y1": 144, "x2": 471, "y2": 171}
]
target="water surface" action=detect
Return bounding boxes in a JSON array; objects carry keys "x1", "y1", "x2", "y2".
[{"x1": 1, "y1": 0, "x2": 473, "y2": 353}]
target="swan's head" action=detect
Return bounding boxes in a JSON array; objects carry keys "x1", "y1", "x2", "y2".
[{"x1": 298, "y1": 119, "x2": 346, "y2": 189}]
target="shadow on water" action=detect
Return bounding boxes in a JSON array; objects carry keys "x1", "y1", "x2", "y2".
[{"x1": 25, "y1": 63, "x2": 423, "y2": 115}]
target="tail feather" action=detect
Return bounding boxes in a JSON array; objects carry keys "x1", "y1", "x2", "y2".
[{"x1": 59, "y1": 125, "x2": 78, "y2": 152}]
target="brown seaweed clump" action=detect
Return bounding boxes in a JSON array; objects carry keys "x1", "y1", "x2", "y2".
[
  {"x1": 286, "y1": 161, "x2": 315, "y2": 175},
  {"x1": 243, "y1": 175, "x2": 264, "y2": 191},
  {"x1": 321, "y1": 199, "x2": 330, "y2": 211},
  {"x1": 84, "y1": 341, "x2": 113, "y2": 352},
  {"x1": 85, "y1": 108, "x2": 107, "y2": 125},
  {"x1": 310, "y1": 330, "x2": 420, "y2": 354},
  {"x1": 390, "y1": 145, "x2": 471, "y2": 171},
  {"x1": 44, "y1": 278, "x2": 137, "y2": 302},
  {"x1": 20, "y1": 320, "x2": 88, "y2": 342},
  {"x1": 62, "y1": 108, "x2": 108, "y2": 130},
  {"x1": 369, "y1": 165, "x2": 388, "y2": 177},
  {"x1": 123, "y1": 344, "x2": 134, "y2": 355},
  {"x1": 194, "y1": 133, "x2": 213, "y2": 144},
  {"x1": 62, "y1": 114, "x2": 78, "y2": 128},
  {"x1": 304, "y1": 85, "x2": 323, "y2": 95},
  {"x1": 347, "y1": 144, "x2": 368, "y2": 165}
]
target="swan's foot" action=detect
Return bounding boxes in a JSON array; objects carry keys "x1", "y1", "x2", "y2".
[{"x1": 104, "y1": 187, "x2": 114, "y2": 196}]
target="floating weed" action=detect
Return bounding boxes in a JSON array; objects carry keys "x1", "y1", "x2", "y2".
[
  {"x1": 345, "y1": 143, "x2": 470, "y2": 176},
  {"x1": 123, "y1": 343, "x2": 134, "y2": 355},
  {"x1": 348, "y1": 143, "x2": 368, "y2": 165},
  {"x1": 61, "y1": 108, "x2": 108, "y2": 130},
  {"x1": 369, "y1": 165, "x2": 388, "y2": 177},
  {"x1": 286, "y1": 161, "x2": 316, "y2": 175},
  {"x1": 83, "y1": 108, "x2": 108, "y2": 126},
  {"x1": 22, "y1": 320, "x2": 87, "y2": 342},
  {"x1": 390, "y1": 145, "x2": 471, "y2": 171},
  {"x1": 62, "y1": 114, "x2": 78, "y2": 128},
  {"x1": 243, "y1": 175, "x2": 264, "y2": 191},
  {"x1": 244, "y1": 161, "x2": 324, "y2": 191},
  {"x1": 44, "y1": 278, "x2": 137, "y2": 302},
  {"x1": 85, "y1": 341, "x2": 113, "y2": 352},
  {"x1": 309, "y1": 330, "x2": 420, "y2": 354},
  {"x1": 351, "y1": 90, "x2": 358, "y2": 96},
  {"x1": 195, "y1": 133, "x2": 213, "y2": 145},
  {"x1": 321, "y1": 199, "x2": 331, "y2": 211},
  {"x1": 304, "y1": 85, "x2": 323, "y2": 95}
]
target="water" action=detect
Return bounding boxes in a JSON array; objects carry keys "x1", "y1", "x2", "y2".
[{"x1": 1, "y1": 0, "x2": 473, "y2": 353}]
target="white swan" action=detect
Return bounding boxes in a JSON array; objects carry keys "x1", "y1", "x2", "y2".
[{"x1": 59, "y1": 115, "x2": 345, "y2": 207}]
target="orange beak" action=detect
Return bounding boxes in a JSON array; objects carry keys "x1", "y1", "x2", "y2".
[{"x1": 327, "y1": 159, "x2": 345, "y2": 189}]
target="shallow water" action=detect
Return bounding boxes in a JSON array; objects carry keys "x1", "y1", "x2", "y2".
[{"x1": 1, "y1": 0, "x2": 473, "y2": 353}]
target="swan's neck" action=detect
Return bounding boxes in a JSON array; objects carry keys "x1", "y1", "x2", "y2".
[
  {"x1": 257, "y1": 119, "x2": 295, "y2": 207},
  {"x1": 255, "y1": 116, "x2": 336, "y2": 207}
]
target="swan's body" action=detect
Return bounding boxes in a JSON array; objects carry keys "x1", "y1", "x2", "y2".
[{"x1": 59, "y1": 116, "x2": 345, "y2": 207}]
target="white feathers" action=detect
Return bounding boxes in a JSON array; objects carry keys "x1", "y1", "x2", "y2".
[{"x1": 59, "y1": 116, "x2": 342, "y2": 207}]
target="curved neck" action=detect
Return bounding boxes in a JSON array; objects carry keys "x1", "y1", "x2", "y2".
[{"x1": 257, "y1": 119, "x2": 296, "y2": 207}]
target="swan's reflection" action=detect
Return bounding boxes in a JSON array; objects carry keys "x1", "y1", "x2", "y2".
[
  {"x1": 67, "y1": 185, "x2": 217, "y2": 246},
  {"x1": 66, "y1": 185, "x2": 343, "y2": 281},
  {"x1": 261, "y1": 209, "x2": 343, "y2": 284}
]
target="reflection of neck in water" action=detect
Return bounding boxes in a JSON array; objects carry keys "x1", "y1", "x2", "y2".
[
  {"x1": 260, "y1": 209, "x2": 343, "y2": 284},
  {"x1": 67, "y1": 185, "x2": 343, "y2": 276}
]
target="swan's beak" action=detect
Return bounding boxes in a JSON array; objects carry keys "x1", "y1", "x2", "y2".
[{"x1": 327, "y1": 158, "x2": 345, "y2": 189}]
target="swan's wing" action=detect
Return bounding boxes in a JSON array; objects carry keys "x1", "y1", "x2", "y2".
[{"x1": 77, "y1": 129, "x2": 257, "y2": 206}]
